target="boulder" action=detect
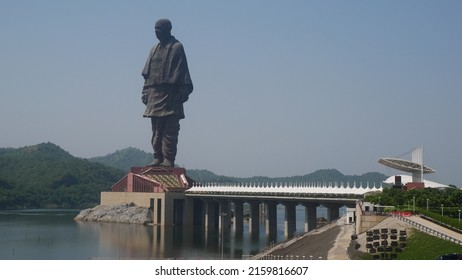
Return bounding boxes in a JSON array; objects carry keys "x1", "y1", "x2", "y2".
[{"x1": 74, "y1": 203, "x2": 152, "y2": 224}]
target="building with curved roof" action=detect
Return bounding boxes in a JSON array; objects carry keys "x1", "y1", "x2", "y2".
[
  {"x1": 378, "y1": 158, "x2": 435, "y2": 174},
  {"x1": 383, "y1": 175, "x2": 449, "y2": 189},
  {"x1": 378, "y1": 146, "x2": 444, "y2": 190}
]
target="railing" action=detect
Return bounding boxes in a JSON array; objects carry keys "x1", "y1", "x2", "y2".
[
  {"x1": 111, "y1": 174, "x2": 159, "y2": 193},
  {"x1": 187, "y1": 182, "x2": 383, "y2": 197},
  {"x1": 188, "y1": 191, "x2": 364, "y2": 199},
  {"x1": 419, "y1": 214, "x2": 462, "y2": 235},
  {"x1": 132, "y1": 176, "x2": 155, "y2": 193},
  {"x1": 395, "y1": 215, "x2": 462, "y2": 245},
  {"x1": 112, "y1": 177, "x2": 127, "y2": 192},
  {"x1": 254, "y1": 254, "x2": 316, "y2": 260},
  {"x1": 191, "y1": 181, "x2": 383, "y2": 189}
]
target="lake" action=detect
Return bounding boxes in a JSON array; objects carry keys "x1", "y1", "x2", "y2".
[{"x1": 0, "y1": 206, "x2": 344, "y2": 259}]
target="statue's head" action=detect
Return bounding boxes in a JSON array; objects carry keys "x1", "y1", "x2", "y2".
[{"x1": 155, "y1": 19, "x2": 172, "y2": 42}]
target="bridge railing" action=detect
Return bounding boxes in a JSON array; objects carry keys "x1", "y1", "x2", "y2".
[
  {"x1": 190, "y1": 181, "x2": 383, "y2": 188},
  {"x1": 395, "y1": 215, "x2": 462, "y2": 245},
  {"x1": 187, "y1": 182, "x2": 383, "y2": 197}
]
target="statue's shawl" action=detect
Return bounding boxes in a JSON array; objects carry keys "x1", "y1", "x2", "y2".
[{"x1": 142, "y1": 36, "x2": 193, "y2": 93}]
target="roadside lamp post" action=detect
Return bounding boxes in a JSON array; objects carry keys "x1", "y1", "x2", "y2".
[
  {"x1": 426, "y1": 199, "x2": 429, "y2": 211},
  {"x1": 458, "y1": 210, "x2": 460, "y2": 223},
  {"x1": 441, "y1": 204, "x2": 444, "y2": 217},
  {"x1": 413, "y1": 197, "x2": 415, "y2": 214}
]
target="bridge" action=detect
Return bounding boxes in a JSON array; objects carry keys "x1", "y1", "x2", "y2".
[
  {"x1": 102, "y1": 167, "x2": 383, "y2": 239},
  {"x1": 186, "y1": 182, "x2": 382, "y2": 238}
]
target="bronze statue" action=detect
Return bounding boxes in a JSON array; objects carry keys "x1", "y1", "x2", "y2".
[{"x1": 141, "y1": 19, "x2": 193, "y2": 167}]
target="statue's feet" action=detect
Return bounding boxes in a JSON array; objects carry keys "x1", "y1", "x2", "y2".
[
  {"x1": 160, "y1": 160, "x2": 174, "y2": 167},
  {"x1": 148, "y1": 159, "x2": 162, "y2": 167}
]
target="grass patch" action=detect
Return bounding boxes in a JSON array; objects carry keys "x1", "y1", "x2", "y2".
[
  {"x1": 417, "y1": 208, "x2": 462, "y2": 231},
  {"x1": 348, "y1": 241, "x2": 373, "y2": 260},
  {"x1": 397, "y1": 229, "x2": 462, "y2": 260},
  {"x1": 351, "y1": 229, "x2": 462, "y2": 260}
]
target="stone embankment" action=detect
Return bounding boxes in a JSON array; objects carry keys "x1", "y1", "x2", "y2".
[
  {"x1": 74, "y1": 203, "x2": 152, "y2": 224},
  {"x1": 253, "y1": 216, "x2": 349, "y2": 260}
]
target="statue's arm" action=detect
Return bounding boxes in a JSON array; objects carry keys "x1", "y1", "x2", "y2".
[
  {"x1": 178, "y1": 85, "x2": 190, "y2": 103},
  {"x1": 141, "y1": 82, "x2": 148, "y2": 105}
]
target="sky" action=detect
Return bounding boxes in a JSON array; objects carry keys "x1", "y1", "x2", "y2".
[{"x1": 1, "y1": 0, "x2": 461, "y2": 185}]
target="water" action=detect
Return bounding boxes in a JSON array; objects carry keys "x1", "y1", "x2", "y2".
[{"x1": 0, "y1": 206, "x2": 345, "y2": 260}]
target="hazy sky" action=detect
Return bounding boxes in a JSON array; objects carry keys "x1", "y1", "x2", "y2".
[{"x1": 1, "y1": 0, "x2": 461, "y2": 185}]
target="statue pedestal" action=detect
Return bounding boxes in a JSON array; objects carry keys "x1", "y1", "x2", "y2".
[
  {"x1": 129, "y1": 166, "x2": 194, "y2": 192},
  {"x1": 101, "y1": 166, "x2": 195, "y2": 225}
]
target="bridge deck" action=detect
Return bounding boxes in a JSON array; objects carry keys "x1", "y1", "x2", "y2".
[{"x1": 187, "y1": 184, "x2": 382, "y2": 196}]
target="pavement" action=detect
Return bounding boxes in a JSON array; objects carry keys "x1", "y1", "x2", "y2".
[
  {"x1": 253, "y1": 215, "x2": 353, "y2": 260},
  {"x1": 327, "y1": 217, "x2": 355, "y2": 260},
  {"x1": 405, "y1": 215, "x2": 462, "y2": 242},
  {"x1": 254, "y1": 214, "x2": 462, "y2": 260}
]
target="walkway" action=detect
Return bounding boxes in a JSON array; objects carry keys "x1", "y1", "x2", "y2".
[
  {"x1": 403, "y1": 215, "x2": 462, "y2": 244},
  {"x1": 253, "y1": 215, "x2": 353, "y2": 260},
  {"x1": 327, "y1": 217, "x2": 355, "y2": 259}
]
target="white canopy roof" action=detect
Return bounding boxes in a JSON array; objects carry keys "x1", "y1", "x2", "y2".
[{"x1": 383, "y1": 175, "x2": 449, "y2": 189}]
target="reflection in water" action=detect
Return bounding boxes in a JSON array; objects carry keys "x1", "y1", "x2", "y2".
[
  {"x1": 0, "y1": 206, "x2": 345, "y2": 259},
  {"x1": 87, "y1": 222, "x2": 238, "y2": 259}
]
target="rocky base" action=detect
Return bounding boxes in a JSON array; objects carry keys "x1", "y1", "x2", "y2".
[{"x1": 74, "y1": 203, "x2": 152, "y2": 224}]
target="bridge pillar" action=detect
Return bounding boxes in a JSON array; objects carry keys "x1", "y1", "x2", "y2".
[
  {"x1": 284, "y1": 202, "x2": 297, "y2": 239},
  {"x1": 205, "y1": 199, "x2": 218, "y2": 231},
  {"x1": 326, "y1": 204, "x2": 340, "y2": 222},
  {"x1": 183, "y1": 197, "x2": 194, "y2": 226},
  {"x1": 249, "y1": 201, "x2": 260, "y2": 238},
  {"x1": 219, "y1": 200, "x2": 231, "y2": 236},
  {"x1": 162, "y1": 194, "x2": 175, "y2": 226},
  {"x1": 304, "y1": 203, "x2": 317, "y2": 232},
  {"x1": 232, "y1": 200, "x2": 244, "y2": 236},
  {"x1": 265, "y1": 201, "x2": 277, "y2": 241},
  {"x1": 192, "y1": 199, "x2": 205, "y2": 227}
]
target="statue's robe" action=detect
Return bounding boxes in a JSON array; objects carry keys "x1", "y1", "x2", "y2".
[{"x1": 142, "y1": 36, "x2": 193, "y2": 119}]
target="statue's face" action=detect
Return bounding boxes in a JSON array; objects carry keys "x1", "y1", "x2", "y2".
[{"x1": 155, "y1": 24, "x2": 171, "y2": 42}]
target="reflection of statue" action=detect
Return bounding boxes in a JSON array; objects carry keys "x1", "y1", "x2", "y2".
[{"x1": 141, "y1": 19, "x2": 193, "y2": 167}]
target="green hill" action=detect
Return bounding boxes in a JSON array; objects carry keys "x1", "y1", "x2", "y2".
[
  {"x1": 0, "y1": 143, "x2": 125, "y2": 209},
  {"x1": 89, "y1": 147, "x2": 386, "y2": 184},
  {"x1": 186, "y1": 169, "x2": 386, "y2": 185},
  {"x1": 90, "y1": 148, "x2": 387, "y2": 185},
  {"x1": 0, "y1": 143, "x2": 387, "y2": 210},
  {"x1": 89, "y1": 147, "x2": 153, "y2": 171}
]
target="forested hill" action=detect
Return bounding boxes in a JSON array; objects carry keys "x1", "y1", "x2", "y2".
[
  {"x1": 0, "y1": 143, "x2": 125, "y2": 209},
  {"x1": 90, "y1": 148, "x2": 387, "y2": 184},
  {"x1": 186, "y1": 169, "x2": 387, "y2": 185},
  {"x1": 89, "y1": 147, "x2": 152, "y2": 171},
  {"x1": 0, "y1": 143, "x2": 387, "y2": 210}
]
